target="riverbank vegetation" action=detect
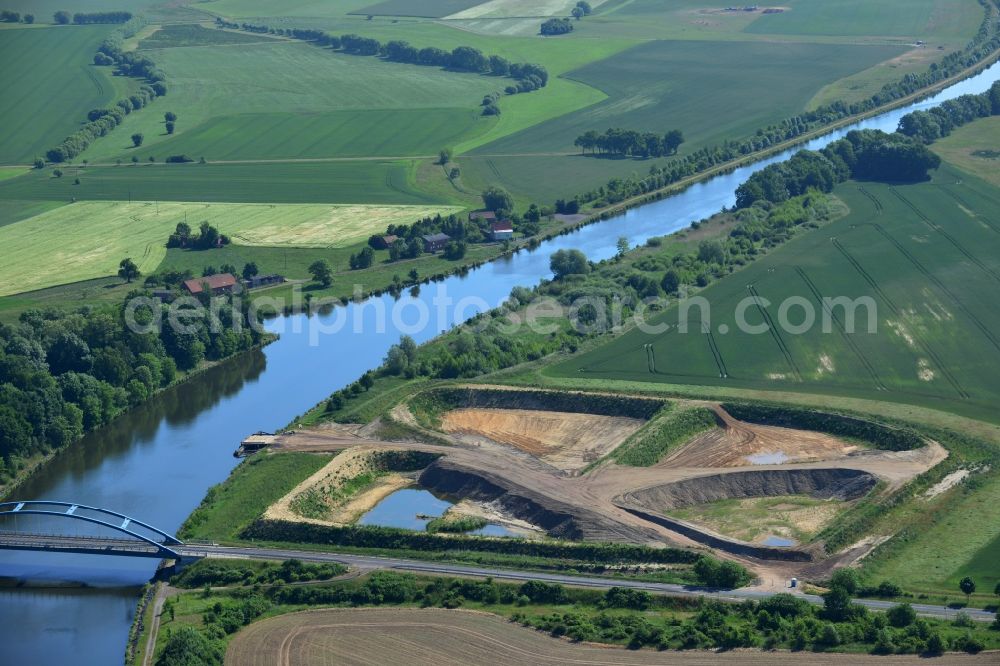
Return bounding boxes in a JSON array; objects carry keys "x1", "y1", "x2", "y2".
[{"x1": 0, "y1": 295, "x2": 264, "y2": 493}]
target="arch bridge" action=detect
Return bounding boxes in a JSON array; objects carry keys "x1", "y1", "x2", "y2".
[{"x1": 0, "y1": 501, "x2": 184, "y2": 559}]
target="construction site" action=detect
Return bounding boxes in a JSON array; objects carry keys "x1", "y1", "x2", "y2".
[{"x1": 254, "y1": 386, "x2": 946, "y2": 586}]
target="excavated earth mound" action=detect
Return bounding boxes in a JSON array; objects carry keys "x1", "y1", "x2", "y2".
[
  {"x1": 615, "y1": 468, "x2": 877, "y2": 561},
  {"x1": 418, "y1": 457, "x2": 657, "y2": 543}
]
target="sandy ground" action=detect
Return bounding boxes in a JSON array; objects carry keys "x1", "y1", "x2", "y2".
[
  {"x1": 664, "y1": 406, "x2": 861, "y2": 468},
  {"x1": 447, "y1": 498, "x2": 545, "y2": 538},
  {"x1": 924, "y1": 469, "x2": 970, "y2": 499},
  {"x1": 440, "y1": 408, "x2": 644, "y2": 472},
  {"x1": 265, "y1": 447, "x2": 413, "y2": 526},
  {"x1": 226, "y1": 608, "x2": 997, "y2": 666}
]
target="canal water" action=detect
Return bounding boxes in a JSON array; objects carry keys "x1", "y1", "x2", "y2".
[{"x1": 2, "y1": 62, "x2": 997, "y2": 665}]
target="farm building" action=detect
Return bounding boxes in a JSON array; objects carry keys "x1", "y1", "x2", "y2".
[
  {"x1": 244, "y1": 274, "x2": 285, "y2": 290},
  {"x1": 151, "y1": 288, "x2": 175, "y2": 302},
  {"x1": 422, "y1": 233, "x2": 451, "y2": 253},
  {"x1": 372, "y1": 234, "x2": 399, "y2": 249},
  {"x1": 490, "y1": 221, "x2": 514, "y2": 241},
  {"x1": 469, "y1": 210, "x2": 497, "y2": 223},
  {"x1": 183, "y1": 273, "x2": 240, "y2": 296}
]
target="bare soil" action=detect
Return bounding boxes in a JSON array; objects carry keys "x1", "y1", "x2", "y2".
[
  {"x1": 265, "y1": 447, "x2": 415, "y2": 526},
  {"x1": 274, "y1": 400, "x2": 945, "y2": 583},
  {"x1": 664, "y1": 406, "x2": 861, "y2": 468},
  {"x1": 440, "y1": 408, "x2": 644, "y2": 472},
  {"x1": 225, "y1": 608, "x2": 995, "y2": 666}
]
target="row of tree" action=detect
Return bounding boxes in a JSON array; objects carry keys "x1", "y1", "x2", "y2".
[
  {"x1": 575, "y1": 128, "x2": 685, "y2": 158},
  {"x1": 215, "y1": 19, "x2": 548, "y2": 92},
  {"x1": 0, "y1": 10, "x2": 31, "y2": 22},
  {"x1": 45, "y1": 17, "x2": 166, "y2": 163},
  {"x1": 897, "y1": 85, "x2": 1000, "y2": 144},
  {"x1": 70, "y1": 11, "x2": 132, "y2": 24},
  {"x1": 735, "y1": 80, "x2": 1000, "y2": 208},
  {"x1": 0, "y1": 300, "x2": 262, "y2": 478}
]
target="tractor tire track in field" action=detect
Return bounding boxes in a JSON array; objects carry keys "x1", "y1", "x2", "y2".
[
  {"x1": 831, "y1": 238, "x2": 968, "y2": 399},
  {"x1": 793, "y1": 266, "x2": 886, "y2": 391},
  {"x1": 702, "y1": 321, "x2": 729, "y2": 379},
  {"x1": 936, "y1": 186, "x2": 1000, "y2": 235},
  {"x1": 889, "y1": 187, "x2": 1000, "y2": 283},
  {"x1": 643, "y1": 343, "x2": 655, "y2": 373},
  {"x1": 869, "y1": 221, "x2": 1000, "y2": 355},
  {"x1": 745, "y1": 282, "x2": 802, "y2": 381}
]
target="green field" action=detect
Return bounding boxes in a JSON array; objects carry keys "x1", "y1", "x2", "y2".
[
  {"x1": 462, "y1": 39, "x2": 904, "y2": 202},
  {"x1": 79, "y1": 39, "x2": 501, "y2": 163},
  {"x1": 552, "y1": 165, "x2": 1000, "y2": 424},
  {"x1": 0, "y1": 160, "x2": 446, "y2": 204},
  {"x1": 743, "y1": 0, "x2": 983, "y2": 40},
  {"x1": 0, "y1": 25, "x2": 125, "y2": 164},
  {"x1": 0, "y1": 200, "x2": 460, "y2": 295},
  {"x1": 133, "y1": 108, "x2": 491, "y2": 161},
  {"x1": 932, "y1": 115, "x2": 1000, "y2": 187}
]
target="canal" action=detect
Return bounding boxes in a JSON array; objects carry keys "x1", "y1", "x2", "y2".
[{"x1": 1, "y1": 62, "x2": 997, "y2": 665}]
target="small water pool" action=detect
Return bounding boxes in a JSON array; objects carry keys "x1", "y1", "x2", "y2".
[
  {"x1": 358, "y1": 488, "x2": 516, "y2": 536},
  {"x1": 761, "y1": 535, "x2": 797, "y2": 547},
  {"x1": 746, "y1": 451, "x2": 790, "y2": 465}
]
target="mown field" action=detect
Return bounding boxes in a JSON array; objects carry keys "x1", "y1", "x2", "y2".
[
  {"x1": 552, "y1": 165, "x2": 1000, "y2": 424},
  {"x1": 0, "y1": 200, "x2": 460, "y2": 296},
  {"x1": 0, "y1": 25, "x2": 125, "y2": 164},
  {"x1": 932, "y1": 115, "x2": 1000, "y2": 187}
]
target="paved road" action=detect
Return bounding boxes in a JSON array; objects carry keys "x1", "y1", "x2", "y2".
[
  {"x1": 181, "y1": 543, "x2": 996, "y2": 623},
  {"x1": 2, "y1": 533, "x2": 992, "y2": 622}
]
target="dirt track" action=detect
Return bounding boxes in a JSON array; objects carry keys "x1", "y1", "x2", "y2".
[{"x1": 226, "y1": 608, "x2": 995, "y2": 666}]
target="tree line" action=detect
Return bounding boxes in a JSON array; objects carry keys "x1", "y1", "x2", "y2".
[
  {"x1": 0, "y1": 10, "x2": 31, "y2": 22},
  {"x1": 44, "y1": 17, "x2": 166, "y2": 163},
  {"x1": 215, "y1": 18, "x2": 548, "y2": 94},
  {"x1": 575, "y1": 128, "x2": 684, "y2": 158},
  {"x1": 0, "y1": 300, "x2": 262, "y2": 481},
  {"x1": 735, "y1": 80, "x2": 1000, "y2": 209},
  {"x1": 69, "y1": 11, "x2": 132, "y2": 24}
]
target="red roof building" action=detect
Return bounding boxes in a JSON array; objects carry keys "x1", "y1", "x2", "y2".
[
  {"x1": 490, "y1": 221, "x2": 514, "y2": 241},
  {"x1": 183, "y1": 273, "x2": 239, "y2": 296}
]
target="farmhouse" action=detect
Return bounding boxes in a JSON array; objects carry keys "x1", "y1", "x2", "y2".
[
  {"x1": 469, "y1": 210, "x2": 497, "y2": 223},
  {"x1": 490, "y1": 221, "x2": 514, "y2": 241},
  {"x1": 183, "y1": 273, "x2": 240, "y2": 296},
  {"x1": 373, "y1": 234, "x2": 398, "y2": 250},
  {"x1": 244, "y1": 274, "x2": 286, "y2": 290},
  {"x1": 422, "y1": 233, "x2": 451, "y2": 253}
]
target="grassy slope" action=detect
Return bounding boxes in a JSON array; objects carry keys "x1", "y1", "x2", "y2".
[
  {"x1": 550, "y1": 165, "x2": 1000, "y2": 424},
  {"x1": 0, "y1": 201, "x2": 461, "y2": 296},
  {"x1": 0, "y1": 25, "x2": 123, "y2": 164},
  {"x1": 179, "y1": 452, "x2": 329, "y2": 541},
  {"x1": 932, "y1": 115, "x2": 1000, "y2": 187}
]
